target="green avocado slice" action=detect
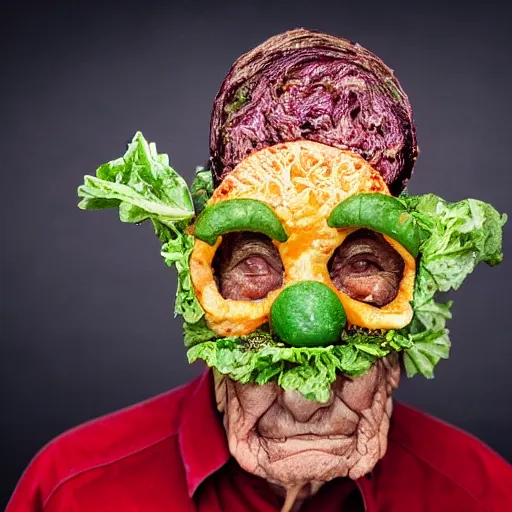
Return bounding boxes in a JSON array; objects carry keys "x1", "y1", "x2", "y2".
[
  {"x1": 194, "y1": 198, "x2": 288, "y2": 246},
  {"x1": 327, "y1": 193, "x2": 420, "y2": 257}
]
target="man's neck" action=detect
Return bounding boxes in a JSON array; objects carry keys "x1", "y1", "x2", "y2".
[{"x1": 269, "y1": 480, "x2": 325, "y2": 512}]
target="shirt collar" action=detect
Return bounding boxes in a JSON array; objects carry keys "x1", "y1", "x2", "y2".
[{"x1": 178, "y1": 369, "x2": 230, "y2": 497}]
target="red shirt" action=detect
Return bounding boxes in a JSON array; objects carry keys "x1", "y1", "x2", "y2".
[{"x1": 6, "y1": 370, "x2": 512, "y2": 511}]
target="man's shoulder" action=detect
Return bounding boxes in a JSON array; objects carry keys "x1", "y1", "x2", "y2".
[
  {"x1": 40, "y1": 377, "x2": 194, "y2": 464},
  {"x1": 386, "y1": 400, "x2": 512, "y2": 509},
  {"x1": 7, "y1": 377, "x2": 199, "y2": 510}
]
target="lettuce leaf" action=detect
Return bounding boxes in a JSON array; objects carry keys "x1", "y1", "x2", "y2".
[
  {"x1": 401, "y1": 194, "x2": 506, "y2": 296},
  {"x1": 183, "y1": 316, "x2": 217, "y2": 348},
  {"x1": 190, "y1": 166, "x2": 214, "y2": 214},
  {"x1": 157, "y1": 225, "x2": 204, "y2": 323},
  {"x1": 78, "y1": 132, "x2": 194, "y2": 227},
  {"x1": 78, "y1": 132, "x2": 204, "y2": 323},
  {"x1": 187, "y1": 328, "x2": 413, "y2": 402},
  {"x1": 399, "y1": 194, "x2": 506, "y2": 377}
]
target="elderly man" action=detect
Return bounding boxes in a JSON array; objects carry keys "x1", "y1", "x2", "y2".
[{"x1": 7, "y1": 29, "x2": 512, "y2": 512}]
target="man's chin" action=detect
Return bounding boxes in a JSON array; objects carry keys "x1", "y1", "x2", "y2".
[
  {"x1": 248, "y1": 437, "x2": 360, "y2": 485},
  {"x1": 262, "y1": 436, "x2": 355, "y2": 464},
  {"x1": 265, "y1": 451, "x2": 352, "y2": 485}
]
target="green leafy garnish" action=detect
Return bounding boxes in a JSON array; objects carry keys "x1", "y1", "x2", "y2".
[
  {"x1": 159, "y1": 226, "x2": 203, "y2": 323},
  {"x1": 190, "y1": 166, "x2": 214, "y2": 214},
  {"x1": 399, "y1": 194, "x2": 506, "y2": 377},
  {"x1": 187, "y1": 327, "x2": 413, "y2": 402},
  {"x1": 78, "y1": 132, "x2": 194, "y2": 226},
  {"x1": 183, "y1": 316, "x2": 217, "y2": 348},
  {"x1": 402, "y1": 194, "x2": 505, "y2": 294},
  {"x1": 78, "y1": 132, "x2": 204, "y2": 323}
]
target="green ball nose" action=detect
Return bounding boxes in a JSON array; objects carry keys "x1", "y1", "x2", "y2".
[{"x1": 270, "y1": 281, "x2": 347, "y2": 347}]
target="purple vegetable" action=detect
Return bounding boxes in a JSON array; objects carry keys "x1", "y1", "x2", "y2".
[{"x1": 209, "y1": 29, "x2": 417, "y2": 195}]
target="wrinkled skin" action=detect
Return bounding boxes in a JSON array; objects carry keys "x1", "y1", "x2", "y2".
[
  {"x1": 215, "y1": 356, "x2": 400, "y2": 503},
  {"x1": 213, "y1": 232, "x2": 284, "y2": 301},
  {"x1": 213, "y1": 230, "x2": 403, "y2": 505},
  {"x1": 329, "y1": 229, "x2": 405, "y2": 307}
]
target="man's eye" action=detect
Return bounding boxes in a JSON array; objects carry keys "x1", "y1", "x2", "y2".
[
  {"x1": 346, "y1": 259, "x2": 380, "y2": 274},
  {"x1": 212, "y1": 232, "x2": 284, "y2": 301},
  {"x1": 236, "y1": 255, "x2": 272, "y2": 276},
  {"x1": 328, "y1": 229, "x2": 405, "y2": 307}
]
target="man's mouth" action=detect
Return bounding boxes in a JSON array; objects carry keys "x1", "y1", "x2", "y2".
[
  {"x1": 260, "y1": 433, "x2": 355, "y2": 462},
  {"x1": 263, "y1": 433, "x2": 351, "y2": 443}
]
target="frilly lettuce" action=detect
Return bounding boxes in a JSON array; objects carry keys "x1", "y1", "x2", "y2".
[
  {"x1": 187, "y1": 327, "x2": 413, "y2": 402},
  {"x1": 399, "y1": 194, "x2": 506, "y2": 377},
  {"x1": 78, "y1": 132, "x2": 204, "y2": 323},
  {"x1": 78, "y1": 132, "x2": 194, "y2": 226}
]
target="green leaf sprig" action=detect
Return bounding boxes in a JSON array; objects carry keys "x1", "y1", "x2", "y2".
[
  {"x1": 399, "y1": 194, "x2": 506, "y2": 377},
  {"x1": 78, "y1": 132, "x2": 204, "y2": 322}
]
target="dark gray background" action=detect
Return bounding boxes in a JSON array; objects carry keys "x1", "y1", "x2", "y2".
[{"x1": 2, "y1": 0, "x2": 511, "y2": 508}]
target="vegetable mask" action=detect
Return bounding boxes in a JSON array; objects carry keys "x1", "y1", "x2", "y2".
[
  {"x1": 190, "y1": 141, "x2": 416, "y2": 337},
  {"x1": 77, "y1": 30, "x2": 506, "y2": 405}
]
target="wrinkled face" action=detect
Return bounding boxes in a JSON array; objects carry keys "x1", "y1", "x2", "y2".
[
  {"x1": 215, "y1": 357, "x2": 400, "y2": 491},
  {"x1": 211, "y1": 208, "x2": 403, "y2": 488},
  {"x1": 190, "y1": 140, "x2": 416, "y2": 490}
]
